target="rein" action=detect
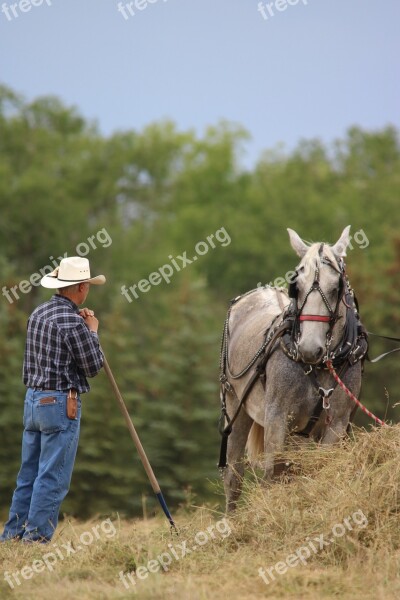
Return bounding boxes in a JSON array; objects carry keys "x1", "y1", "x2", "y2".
[
  {"x1": 366, "y1": 332, "x2": 400, "y2": 362},
  {"x1": 325, "y1": 360, "x2": 386, "y2": 427}
]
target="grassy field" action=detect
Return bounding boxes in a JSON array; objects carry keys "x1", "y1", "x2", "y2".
[{"x1": 1, "y1": 425, "x2": 399, "y2": 600}]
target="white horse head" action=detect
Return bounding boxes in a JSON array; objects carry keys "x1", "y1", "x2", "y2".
[{"x1": 287, "y1": 226, "x2": 351, "y2": 364}]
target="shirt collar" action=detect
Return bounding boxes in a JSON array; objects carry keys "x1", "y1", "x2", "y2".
[{"x1": 53, "y1": 294, "x2": 79, "y2": 313}]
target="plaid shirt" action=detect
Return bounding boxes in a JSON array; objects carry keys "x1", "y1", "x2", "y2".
[{"x1": 23, "y1": 294, "x2": 103, "y2": 393}]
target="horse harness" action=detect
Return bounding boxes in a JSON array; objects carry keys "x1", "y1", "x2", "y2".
[{"x1": 218, "y1": 248, "x2": 369, "y2": 470}]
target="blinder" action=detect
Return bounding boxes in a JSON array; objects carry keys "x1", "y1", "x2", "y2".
[
  {"x1": 288, "y1": 281, "x2": 297, "y2": 300},
  {"x1": 337, "y1": 274, "x2": 344, "y2": 304},
  {"x1": 288, "y1": 273, "x2": 298, "y2": 300}
]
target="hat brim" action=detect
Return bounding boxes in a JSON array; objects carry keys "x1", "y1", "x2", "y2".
[{"x1": 40, "y1": 274, "x2": 106, "y2": 289}]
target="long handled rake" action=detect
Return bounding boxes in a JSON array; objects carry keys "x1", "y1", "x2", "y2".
[{"x1": 102, "y1": 353, "x2": 177, "y2": 532}]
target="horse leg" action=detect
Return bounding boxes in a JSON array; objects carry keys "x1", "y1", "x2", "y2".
[
  {"x1": 320, "y1": 412, "x2": 352, "y2": 444},
  {"x1": 321, "y1": 379, "x2": 359, "y2": 444},
  {"x1": 262, "y1": 399, "x2": 287, "y2": 481},
  {"x1": 346, "y1": 404, "x2": 358, "y2": 434},
  {"x1": 223, "y1": 409, "x2": 253, "y2": 512}
]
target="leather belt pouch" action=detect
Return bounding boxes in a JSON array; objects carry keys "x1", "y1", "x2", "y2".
[{"x1": 67, "y1": 389, "x2": 78, "y2": 420}]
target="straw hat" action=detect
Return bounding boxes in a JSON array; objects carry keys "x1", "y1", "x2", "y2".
[{"x1": 41, "y1": 257, "x2": 106, "y2": 289}]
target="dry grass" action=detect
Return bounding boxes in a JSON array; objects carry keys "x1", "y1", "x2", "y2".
[{"x1": 1, "y1": 425, "x2": 399, "y2": 600}]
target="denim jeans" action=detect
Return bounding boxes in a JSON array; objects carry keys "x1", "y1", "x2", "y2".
[{"x1": 0, "y1": 388, "x2": 81, "y2": 543}]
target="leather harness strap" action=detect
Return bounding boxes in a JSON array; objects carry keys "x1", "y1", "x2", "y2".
[{"x1": 218, "y1": 320, "x2": 290, "y2": 469}]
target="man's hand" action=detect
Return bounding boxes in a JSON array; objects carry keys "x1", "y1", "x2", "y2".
[{"x1": 79, "y1": 308, "x2": 99, "y2": 333}]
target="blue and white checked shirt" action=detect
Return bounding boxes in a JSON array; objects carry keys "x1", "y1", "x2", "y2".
[{"x1": 23, "y1": 294, "x2": 104, "y2": 393}]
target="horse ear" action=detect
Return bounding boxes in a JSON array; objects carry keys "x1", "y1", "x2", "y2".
[
  {"x1": 287, "y1": 228, "x2": 309, "y2": 258},
  {"x1": 331, "y1": 225, "x2": 351, "y2": 257}
]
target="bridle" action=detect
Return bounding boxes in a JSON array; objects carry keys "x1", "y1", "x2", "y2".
[{"x1": 288, "y1": 243, "x2": 346, "y2": 357}]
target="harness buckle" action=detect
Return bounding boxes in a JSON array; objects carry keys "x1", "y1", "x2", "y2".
[
  {"x1": 224, "y1": 380, "x2": 233, "y2": 393},
  {"x1": 318, "y1": 387, "x2": 334, "y2": 410}
]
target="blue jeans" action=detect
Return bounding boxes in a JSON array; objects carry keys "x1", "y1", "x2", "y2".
[{"x1": 1, "y1": 388, "x2": 81, "y2": 543}]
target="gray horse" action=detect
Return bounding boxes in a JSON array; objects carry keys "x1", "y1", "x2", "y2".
[{"x1": 219, "y1": 226, "x2": 368, "y2": 512}]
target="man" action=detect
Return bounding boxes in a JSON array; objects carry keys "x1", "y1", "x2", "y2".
[{"x1": 0, "y1": 257, "x2": 106, "y2": 543}]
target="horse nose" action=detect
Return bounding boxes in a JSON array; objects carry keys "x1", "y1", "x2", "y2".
[{"x1": 299, "y1": 345, "x2": 324, "y2": 364}]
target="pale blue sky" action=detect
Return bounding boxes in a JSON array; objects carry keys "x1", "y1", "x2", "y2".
[{"x1": 0, "y1": 0, "x2": 399, "y2": 166}]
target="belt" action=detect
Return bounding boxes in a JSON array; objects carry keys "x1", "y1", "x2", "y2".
[{"x1": 33, "y1": 387, "x2": 78, "y2": 394}]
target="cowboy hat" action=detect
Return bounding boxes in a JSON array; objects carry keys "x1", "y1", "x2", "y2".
[{"x1": 41, "y1": 257, "x2": 106, "y2": 289}]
